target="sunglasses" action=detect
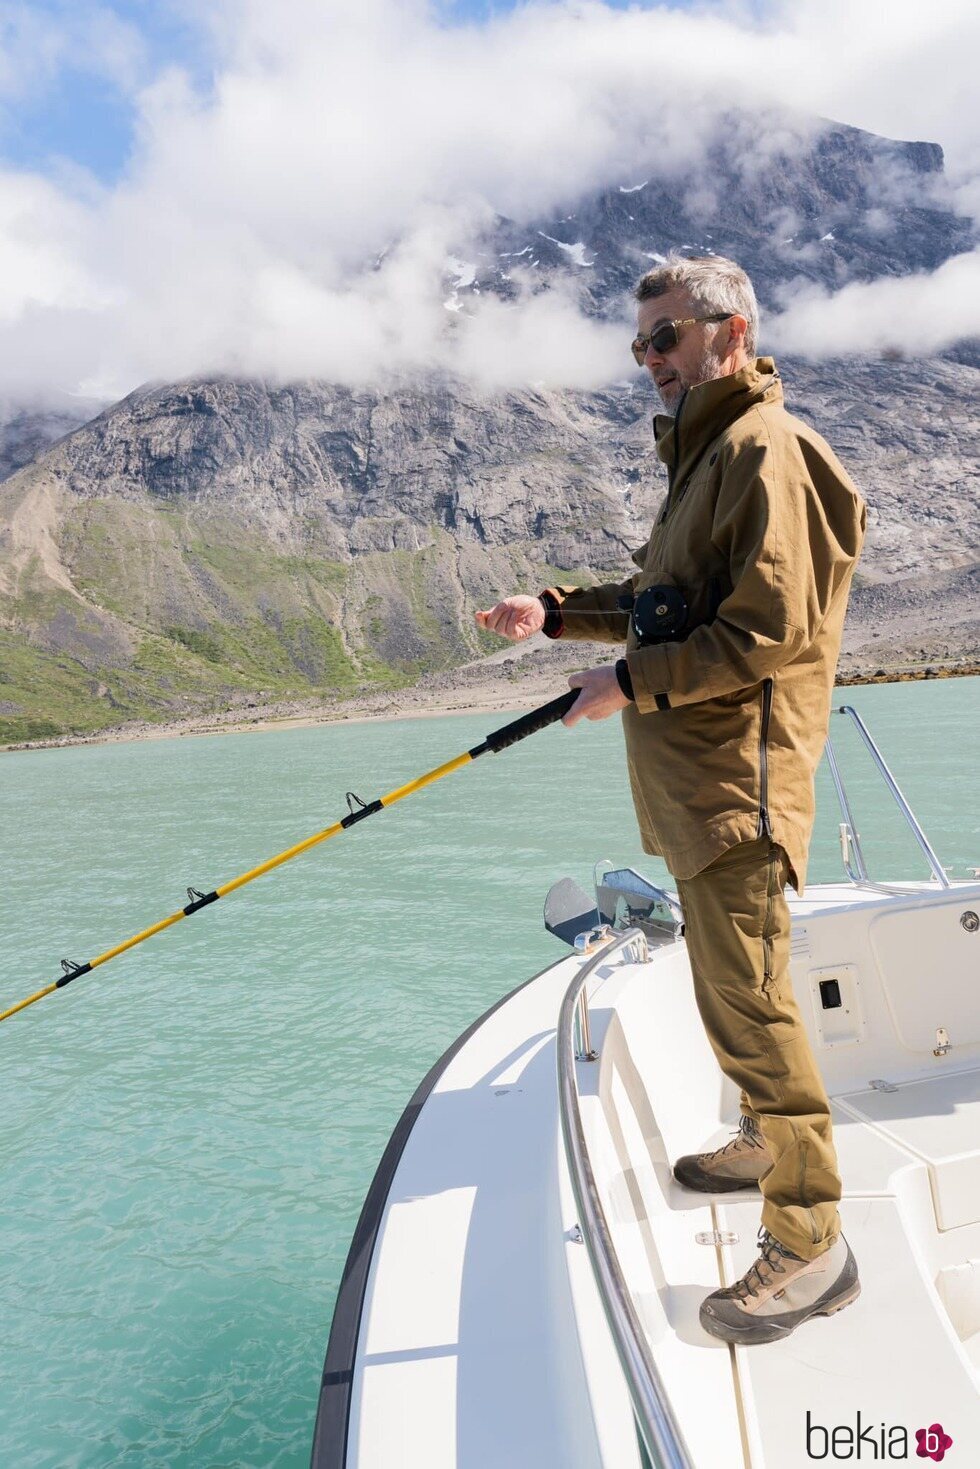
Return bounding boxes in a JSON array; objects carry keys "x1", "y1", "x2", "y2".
[{"x1": 631, "y1": 314, "x2": 733, "y2": 366}]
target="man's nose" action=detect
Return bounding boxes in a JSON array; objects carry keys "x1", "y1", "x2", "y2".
[{"x1": 645, "y1": 342, "x2": 667, "y2": 369}]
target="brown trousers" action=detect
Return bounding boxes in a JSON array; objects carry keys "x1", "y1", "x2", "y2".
[{"x1": 675, "y1": 837, "x2": 842, "y2": 1260}]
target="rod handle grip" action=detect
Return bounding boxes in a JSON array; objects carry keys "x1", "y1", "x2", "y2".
[{"x1": 482, "y1": 689, "x2": 579, "y2": 753}]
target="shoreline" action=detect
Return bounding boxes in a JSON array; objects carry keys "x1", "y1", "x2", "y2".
[
  {"x1": 3, "y1": 657, "x2": 978, "y2": 756},
  {"x1": 0, "y1": 689, "x2": 556, "y2": 754}
]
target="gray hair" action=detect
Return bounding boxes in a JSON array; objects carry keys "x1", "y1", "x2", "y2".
[{"x1": 635, "y1": 254, "x2": 759, "y2": 355}]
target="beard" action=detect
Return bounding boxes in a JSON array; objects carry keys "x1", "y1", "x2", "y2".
[{"x1": 655, "y1": 346, "x2": 726, "y2": 414}]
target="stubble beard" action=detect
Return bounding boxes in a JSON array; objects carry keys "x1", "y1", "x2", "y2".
[{"x1": 655, "y1": 346, "x2": 726, "y2": 415}]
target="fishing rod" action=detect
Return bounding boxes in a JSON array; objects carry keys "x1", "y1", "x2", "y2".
[{"x1": 0, "y1": 690, "x2": 578, "y2": 1026}]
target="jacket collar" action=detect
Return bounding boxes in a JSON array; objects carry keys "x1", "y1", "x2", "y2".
[{"x1": 654, "y1": 357, "x2": 782, "y2": 485}]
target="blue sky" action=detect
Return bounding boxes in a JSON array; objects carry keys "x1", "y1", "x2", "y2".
[
  {"x1": 0, "y1": 1, "x2": 208, "y2": 179},
  {"x1": 0, "y1": 0, "x2": 699, "y2": 183}
]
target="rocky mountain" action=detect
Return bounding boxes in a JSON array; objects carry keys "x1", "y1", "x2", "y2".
[
  {"x1": 0, "y1": 117, "x2": 977, "y2": 744},
  {"x1": 451, "y1": 115, "x2": 972, "y2": 321},
  {"x1": 0, "y1": 393, "x2": 104, "y2": 483}
]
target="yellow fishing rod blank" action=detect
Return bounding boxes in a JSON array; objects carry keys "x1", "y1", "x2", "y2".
[{"x1": 0, "y1": 691, "x2": 577, "y2": 1026}]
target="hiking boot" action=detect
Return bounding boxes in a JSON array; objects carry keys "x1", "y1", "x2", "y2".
[
  {"x1": 700, "y1": 1228, "x2": 860, "y2": 1345},
  {"x1": 673, "y1": 1114, "x2": 770, "y2": 1193}
]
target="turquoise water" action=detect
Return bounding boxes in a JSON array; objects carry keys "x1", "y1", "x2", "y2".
[{"x1": 1, "y1": 677, "x2": 978, "y2": 1467}]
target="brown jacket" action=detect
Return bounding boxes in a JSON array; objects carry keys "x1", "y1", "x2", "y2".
[{"x1": 547, "y1": 358, "x2": 866, "y2": 891}]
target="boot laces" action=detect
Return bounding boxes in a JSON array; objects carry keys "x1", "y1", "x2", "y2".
[
  {"x1": 734, "y1": 1228, "x2": 795, "y2": 1300},
  {"x1": 710, "y1": 1114, "x2": 760, "y2": 1160}
]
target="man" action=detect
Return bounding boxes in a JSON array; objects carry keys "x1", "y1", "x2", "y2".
[{"x1": 476, "y1": 254, "x2": 867, "y2": 1346}]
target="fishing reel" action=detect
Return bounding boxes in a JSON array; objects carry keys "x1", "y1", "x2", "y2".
[{"x1": 617, "y1": 584, "x2": 689, "y2": 646}]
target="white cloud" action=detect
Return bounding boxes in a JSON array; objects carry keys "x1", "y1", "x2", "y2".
[
  {"x1": 0, "y1": 0, "x2": 977, "y2": 399},
  {"x1": 0, "y1": 171, "x2": 108, "y2": 321},
  {"x1": 450, "y1": 276, "x2": 625, "y2": 389},
  {"x1": 766, "y1": 250, "x2": 980, "y2": 358}
]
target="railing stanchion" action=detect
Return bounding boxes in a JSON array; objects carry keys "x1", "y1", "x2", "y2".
[
  {"x1": 831, "y1": 706, "x2": 950, "y2": 889},
  {"x1": 558, "y1": 929, "x2": 692, "y2": 1469}
]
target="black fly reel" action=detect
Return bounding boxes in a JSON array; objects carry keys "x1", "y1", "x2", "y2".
[{"x1": 617, "y1": 584, "x2": 689, "y2": 645}]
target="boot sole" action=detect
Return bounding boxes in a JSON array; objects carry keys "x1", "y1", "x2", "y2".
[
  {"x1": 672, "y1": 1162, "x2": 764, "y2": 1193},
  {"x1": 701, "y1": 1280, "x2": 862, "y2": 1346}
]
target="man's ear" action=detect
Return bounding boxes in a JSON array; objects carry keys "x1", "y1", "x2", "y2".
[{"x1": 726, "y1": 314, "x2": 748, "y2": 352}]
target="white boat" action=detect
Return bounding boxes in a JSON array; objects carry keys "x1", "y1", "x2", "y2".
[{"x1": 311, "y1": 705, "x2": 980, "y2": 1467}]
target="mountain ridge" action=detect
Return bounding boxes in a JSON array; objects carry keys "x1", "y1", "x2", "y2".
[{"x1": 1, "y1": 116, "x2": 977, "y2": 743}]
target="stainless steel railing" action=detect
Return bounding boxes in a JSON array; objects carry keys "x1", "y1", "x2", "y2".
[
  {"x1": 825, "y1": 704, "x2": 950, "y2": 890},
  {"x1": 556, "y1": 929, "x2": 694, "y2": 1469}
]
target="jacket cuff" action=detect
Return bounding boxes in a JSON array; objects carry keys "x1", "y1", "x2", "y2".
[
  {"x1": 538, "y1": 589, "x2": 565, "y2": 639},
  {"x1": 625, "y1": 646, "x2": 672, "y2": 713},
  {"x1": 614, "y1": 658, "x2": 635, "y2": 701}
]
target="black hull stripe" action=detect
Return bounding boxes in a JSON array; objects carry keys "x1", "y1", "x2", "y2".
[{"x1": 309, "y1": 952, "x2": 569, "y2": 1469}]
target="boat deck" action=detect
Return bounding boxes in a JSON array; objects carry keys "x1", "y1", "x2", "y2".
[
  {"x1": 327, "y1": 881, "x2": 980, "y2": 1467},
  {"x1": 587, "y1": 906, "x2": 980, "y2": 1466},
  {"x1": 664, "y1": 1083, "x2": 980, "y2": 1464}
]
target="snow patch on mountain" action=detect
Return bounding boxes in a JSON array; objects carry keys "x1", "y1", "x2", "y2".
[
  {"x1": 537, "y1": 233, "x2": 593, "y2": 267},
  {"x1": 443, "y1": 257, "x2": 478, "y2": 312}
]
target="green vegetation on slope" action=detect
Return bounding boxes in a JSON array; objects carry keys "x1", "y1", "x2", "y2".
[{"x1": 0, "y1": 492, "x2": 598, "y2": 743}]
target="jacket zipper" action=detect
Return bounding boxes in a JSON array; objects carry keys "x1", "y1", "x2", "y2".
[
  {"x1": 658, "y1": 393, "x2": 688, "y2": 523},
  {"x1": 757, "y1": 677, "x2": 774, "y2": 839},
  {"x1": 669, "y1": 396, "x2": 684, "y2": 494},
  {"x1": 659, "y1": 395, "x2": 721, "y2": 525}
]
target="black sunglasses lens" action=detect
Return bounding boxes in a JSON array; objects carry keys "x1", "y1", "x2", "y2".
[
  {"x1": 632, "y1": 321, "x2": 681, "y2": 363},
  {"x1": 632, "y1": 325, "x2": 679, "y2": 363},
  {"x1": 650, "y1": 323, "x2": 679, "y2": 353}
]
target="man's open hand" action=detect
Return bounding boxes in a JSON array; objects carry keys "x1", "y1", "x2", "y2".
[
  {"x1": 475, "y1": 595, "x2": 545, "y2": 641},
  {"x1": 563, "y1": 665, "x2": 630, "y2": 727}
]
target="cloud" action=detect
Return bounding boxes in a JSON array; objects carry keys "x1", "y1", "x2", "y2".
[
  {"x1": 765, "y1": 250, "x2": 980, "y2": 358},
  {"x1": 0, "y1": 0, "x2": 977, "y2": 400},
  {"x1": 0, "y1": 170, "x2": 107, "y2": 322}
]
